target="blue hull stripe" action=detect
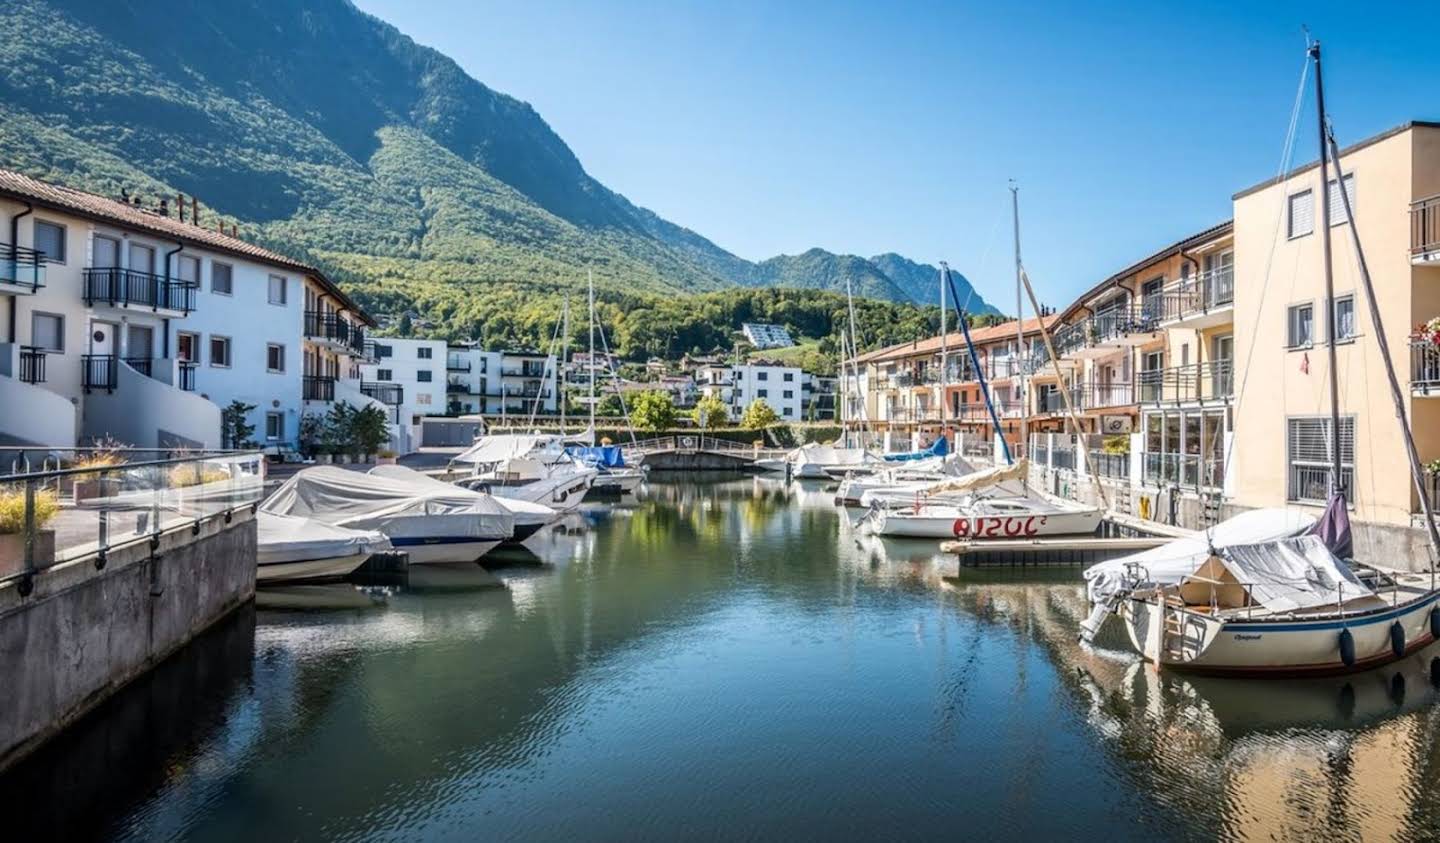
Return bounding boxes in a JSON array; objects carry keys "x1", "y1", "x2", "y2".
[{"x1": 1221, "y1": 590, "x2": 1440, "y2": 632}]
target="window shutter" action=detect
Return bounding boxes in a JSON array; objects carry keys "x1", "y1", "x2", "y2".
[
  {"x1": 1288, "y1": 190, "x2": 1314, "y2": 238},
  {"x1": 1327, "y1": 174, "x2": 1356, "y2": 225}
]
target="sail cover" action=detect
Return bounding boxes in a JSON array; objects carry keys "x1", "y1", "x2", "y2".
[
  {"x1": 565, "y1": 446, "x2": 626, "y2": 468},
  {"x1": 1084, "y1": 508, "x2": 1318, "y2": 605},
  {"x1": 919, "y1": 459, "x2": 1029, "y2": 496},
  {"x1": 256, "y1": 512, "x2": 390, "y2": 564},
  {"x1": 1217, "y1": 536, "x2": 1372, "y2": 611},
  {"x1": 883, "y1": 436, "x2": 950, "y2": 463},
  {"x1": 262, "y1": 466, "x2": 513, "y2": 539}
]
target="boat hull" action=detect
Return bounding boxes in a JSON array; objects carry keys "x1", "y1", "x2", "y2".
[
  {"x1": 1122, "y1": 590, "x2": 1440, "y2": 677},
  {"x1": 391, "y1": 537, "x2": 504, "y2": 564},
  {"x1": 485, "y1": 471, "x2": 596, "y2": 513},
  {"x1": 875, "y1": 507, "x2": 1102, "y2": 539},
  {"x1": 257, "y1": 551, "x2": 369, "y2": 584}
]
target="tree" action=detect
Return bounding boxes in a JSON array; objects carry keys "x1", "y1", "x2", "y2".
[
  {"x1": 221, "y1": 400, "x2": 258, "y2": 449},
  {"x1": 298, "y1": 412, "x2": 325, "y2": 457},
  {"x1": 629, "y1": 390, "x2": 676, "y2": 432},
  {"x1": 741, "y1": 399, "x2": 779, "y2": 429},
  {"x1": 324, "y1": 401, "x2": 358, "y2": 455},
  {"x1": 398, "y1": 312, "x2": 413, "y2": 336},
  {"x1": 352, "y1": 405, "x2": 392, "y2": 455},
  {"x1": 692, "y1": 394, "x2": 729, "y2": 429}
]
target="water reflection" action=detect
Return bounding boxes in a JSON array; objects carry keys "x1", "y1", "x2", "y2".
[{"x1": 6, "y1": 474, "x2": 1440, "y2": 841}]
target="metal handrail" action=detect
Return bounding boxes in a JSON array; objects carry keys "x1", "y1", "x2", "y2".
[{"x1": 82, "y1": 267, "x2": 198, "y2": 313}]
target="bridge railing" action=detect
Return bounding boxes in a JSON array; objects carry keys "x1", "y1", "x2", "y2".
[{"x1": 629, "y1": 434, "x2": 790, "y2": 459}]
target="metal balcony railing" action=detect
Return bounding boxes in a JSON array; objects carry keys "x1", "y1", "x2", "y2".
[
  {"x1": 124, "y1": 357, "x2": 153, "y2": 378},
  {"x1": 303, "y1": 375, "x2": 336, "y2": 402},
  {"x1": 82, "y1": 354, "x2": 116, "y2": 393},
  {"x1": 1412, "y1": 194, "x2": 1440, "y2": 259},
  {"x1": 1144, "y1": 268, "x2": 1235, "y2": 325},
  {"x1": 303, "y1": 311, "x2": 366, "y2": 354},
  {"x1": 178, "y1": 361, "x2": 197, "y2": 392},
  {"x1": 447, "y1": 360, "x2": 472, "y2": 372},
  {"x1": 1288, "y1": 463, "x2": 1352, "y2": 505},
  {"x1": 360, "y1": 381, "x2": 403, "y2": 405},
  {"x1": 83, "y1": 268, "x2": 197, "y2": 313},
  {"x1": 18, "y1": 346, "x2": 46, "y2": 384},
  {"x1": 1138, "y1": 360, "x2": 1234, "y2": 404},
  {"x1": 1, "y1": 243, "x2": 46, "y2": 291},
  {"x1": 1413, "y1": 340, "x2": 1440, "y2": 394}
]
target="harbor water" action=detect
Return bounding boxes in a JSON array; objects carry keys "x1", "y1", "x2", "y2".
[{"x1": 8, "y1": 475, "x2": 1440, "y2": 841}]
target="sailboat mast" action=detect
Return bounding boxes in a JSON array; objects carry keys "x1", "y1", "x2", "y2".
[
  {"x1": 1012, "y1": 182, "x2": 1027, "y2": 458},
  {"x1": 588, "y1": 269, "x2": 596, "y2": 433},
  {"x1": 1311, "y1": 42, "x2": 1346, "y2": 497},
  {"x1": 939, "y1": 261, "x2": 949, "y2": 433},
  {"x1": 560, "y1": 297, "x2": 569, "y2": 432}
]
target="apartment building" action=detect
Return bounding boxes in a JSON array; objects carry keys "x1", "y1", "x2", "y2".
[
  {"x1": 0, "y1": 169, "x2": 377, "y2": 450},
  {"x1": 696, "y1": 361, "x2": 803, "y2": 421},
  {"x1": 801, "y1": 373, "x2": 837, "y2": 421},
  {"x1": 1231, "y1": 120, "x2": 1440, "y2": 531},
  {"x1": 362, "y1": 339, "x2": 559, "y2": 423},
  {"x1": 741, "y1": 322, "x2": 794, "y2": 349},
  {"x1": 361, "y1": 338, "x2": 444, "y2": 429}
]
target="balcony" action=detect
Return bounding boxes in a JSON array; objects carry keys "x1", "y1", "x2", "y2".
[
  {"x1": 178, "y1": 360, "x2": 197, "y2": 392},
  {"x1": 1139, "y1": 361, "x2": 1234, "y2": 405},
  {"x1": 0, "y1": 243, "x2": 45, "y2": 293},
  {"x1": 18, "y1": 346, "x2": 45, "y2": 384},
  {"x1": 83, "y1": 268, "x2": 197, "y2": 315},
  {"x1": 1412, "y1": 194, "x2": 1440, "y2": 264},
  {"x1": 360, "y1": 381, "x2": 403, "y2": 405},
  {"x1": 1070, "y1": 307, "x2": 1162, "y2": 359},
  {"x1": 303, "y1": 375, "x2": 336, "y2": 402},
  {"x1": 124, "y1": 356, "x2": 153, "y2": 378},
  {"x1": 304, "y1": 311, "x2": 366, "y2": 356},
  {"x1": 447, "y1": 360, "x2": 472, "y2": 372},
  {"x1": 504, "y1": 386, "x2": 552, "y2": 398},
  {"x1": 986, "y1": 357, "x2": 1024, "y2": 380},
  {"x1": 82, "y1": 354, "x2": 116, "y2": 393},
  {"x1": 1414, "y1": 340, "x2": 1440, "y2": 396},
  {"x1": 1148, "y1": 267, "x2": 1235, "y2": 330}
]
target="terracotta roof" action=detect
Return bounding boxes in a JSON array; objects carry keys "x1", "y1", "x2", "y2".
[
  {"x1": 852, "y1": 316, "x2": 1057, "y2": 365},
  {"x1": 0, "y1": 167, "x2": 374, "y2": 326},
  {"x1": 1054, "y1": 219, "x2": 1233, "y2": 324}
]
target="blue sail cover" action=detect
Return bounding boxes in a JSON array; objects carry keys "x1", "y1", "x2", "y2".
[
  {"x1": 565, "y1": 445, "x2": 626, "y2": 468},
  {"x1": 882, "y1": 436, "x2": 949, "y2": 462}
]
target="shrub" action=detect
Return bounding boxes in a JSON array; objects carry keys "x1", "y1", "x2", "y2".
[
  {"x1": 629, "y1": 390, "x2": 677, "y2": 432},
  {"x1": 740, "y1": 399, "x2": 778, "y2": 429},
  {"x1": 692, "y1": 395, "x2": 729, "y2": 429},
  {"x1": 0, "y1": 488, "x2": 59, "y2": 534}
]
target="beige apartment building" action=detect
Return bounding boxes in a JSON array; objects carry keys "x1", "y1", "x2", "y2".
[{"x1": 1231, "y1": 120, "x2": 1440, "y2": 533}]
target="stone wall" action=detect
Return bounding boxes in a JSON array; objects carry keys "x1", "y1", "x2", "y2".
[{"x1": 0, "y1": 510, "x2": 256, "y2": 772}]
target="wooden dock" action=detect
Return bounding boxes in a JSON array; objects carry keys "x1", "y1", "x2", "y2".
[{"x1": 940, "y1": 535, "x2": 1171, "y2": 567}]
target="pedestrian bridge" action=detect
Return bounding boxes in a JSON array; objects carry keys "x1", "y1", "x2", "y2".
[{"x1": 629, "y1": 435, "x2": 789, "y2": 471}]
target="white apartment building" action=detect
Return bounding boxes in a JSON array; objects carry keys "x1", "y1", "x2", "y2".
[
  {"x1": 697, "y1": 362, "x2": 804, "y2": 422},
  {"x1": 741, "y1": 322, "x2": 794, "y2": 350},
  {"x1": 0, "y1": 169, "x2": 379, "y2": 450},
  {"x1": 361, "y1": 339, "x2": 558, "y2": 428},
  {"x1": 362, "y1": 338, "x2": 445, "y2": 430}
]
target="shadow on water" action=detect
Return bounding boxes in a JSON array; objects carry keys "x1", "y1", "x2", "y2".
[{"x1": 0, "y1": 605, "x2": 257, "y2": 843}]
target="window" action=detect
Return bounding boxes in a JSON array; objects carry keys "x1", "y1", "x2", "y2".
[
  {"x1": 758, "y1": 371, "x2": 768, "y2": 381},
  {"x1": 1327, "y1": 173, "x2": 1356, "y2": 226},
  {"x1": 265, "y1": 412, "x2": 284, "y2": 442},
  {"x1": 758, "y1": 389, "x2": 768, "y2": 398},
  {"x1": 377, "y1": 368, "x2": 393, "y2": 381},
  {"x1": 210, "y1": 335, "x2": 231, "y2": 367},
  {"x1": 1286, "y1": 303, "x2": 1314, "y2": 348},
  {"x1": 783, "y1": 408, "x2": 793, "y2": 417},
  {"x1": 33, "y1": 220, "x2": 64, "y2": 262},
  {"x1": 268, "y1": 274, "x2": 287, "y2": 305},
  {"x1": 1333, "y1": 295, "x2": 1356, "y2": 341},
  {"x1": 783, "y1": 389, "x2": 794, "y2": 399},
  {"x1": 1287, "y1": 416, "x2": 1355, "y2": 502},
  {"x1": 31, "y1": 312, "x2": 63, "y2": 352},
  {"x1": 417, "y1": 370, "x2": 433, "y2": 382},
  {"x1": 176, "y1": 255, "x2": 199, "y2": 286},
  {"x1": 416, "y1": 393, "x2": 432, "y2": 406},
  {"x1": 266, "y1": 343, "x2": 285, "y2": 373},
  {"x1": 375, "y1": 344, "x2": 393, "y2": 358},
  {"x1": 1287, "y1": 189, "x2": 1314, "y2": 239},
  {"x1": 417, "y1": 347, "x2": 433, "y2": 359},
  {"x1": 177, "y1": 332, "x2": 199, "y2": 363},
  {"x1": 783, "y1": 372, "x2": 794, "y2": 382},
  {"x1": 212, "y1": 262, "x2": 233, "y2": 295}
]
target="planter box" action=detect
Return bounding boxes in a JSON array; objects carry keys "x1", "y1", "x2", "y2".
[
  {"x1": 73, "y1": 477, "x2": 121, "y2": 506},
  {"x1": 0, "y1": 529, "x2": 57, "y2": 578},
  {"x1": 376, "y1": 456, "x2": 397, "y2": 466}
]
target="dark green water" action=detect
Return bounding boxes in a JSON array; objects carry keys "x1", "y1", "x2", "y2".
[{"x1": 9, "y1": 475, "x2": 1440, "y2": 841}]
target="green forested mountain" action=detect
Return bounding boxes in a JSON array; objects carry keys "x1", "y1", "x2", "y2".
[{"x1": 0, "y1": 0, "x2": 997, "y2": 350}]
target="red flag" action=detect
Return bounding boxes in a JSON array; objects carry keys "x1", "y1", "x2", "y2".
[{"x1": 1300, "y1": 352, "x2": 1310, "y2": 374}]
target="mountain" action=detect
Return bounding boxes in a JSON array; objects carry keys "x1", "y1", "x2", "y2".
[
  {"x1": 868, "y1": 253, "x2": 1001, "y2": 315},
  {"x1": 0, "y1": 0, "x2": 996, "y2": 326}
]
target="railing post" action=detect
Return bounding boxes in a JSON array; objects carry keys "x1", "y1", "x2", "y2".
[{"x1": 23, "y1": 478, "x2": 36, "y2": 576}]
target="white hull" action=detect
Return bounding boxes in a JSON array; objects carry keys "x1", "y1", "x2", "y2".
[
  {"x1": 483, "y1": 469, "x2": 597, "y2": 513},
  {"x1": 396, "y1": 538, "x2": 504, "y2": 565},
  {"x1": 1122, "y1": 590, "x2": 1440, "y2": 677},
  {"x1": 875, "y1": 506, "x2": 1102, "y2": 539},
  {"x1": 592, "y1": 470, "x2": 645, "y2": 494},
  {"x1": 256, "y1": 552, "x2": 369, "y2": 584}
]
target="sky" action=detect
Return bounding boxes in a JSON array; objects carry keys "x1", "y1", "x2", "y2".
[{"x1": 355, "y1": 0, "x2": 1434, "y2": 310}]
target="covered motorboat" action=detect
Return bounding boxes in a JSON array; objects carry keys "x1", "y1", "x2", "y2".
[
  {"x1": 369, "y1": 464, "x2": 558, "y2": 542},
  {"x1": 256, "y1": 512, "x2": 389, "y2": 584},
  {"x1": 450, "y1": 433, "x2": 598, "y2": 512},
  {"x1": 261, "y1": 466, "x2": 514, "y2": 564},
  {"x1": 1079, "y1": 506, "x2": 1440, "y2": 676},
  {"x1": 566, "y1": 444, "x2": 646, "y2": 496},
  {"x1": 791, "y1": 443, "x2": 886, "y2": 479},
  {"x1": 834, "y1": 453, "x2": 976, "y2": 507}
]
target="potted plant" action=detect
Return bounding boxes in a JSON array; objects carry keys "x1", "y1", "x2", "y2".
[
  {"x1": 315, "y1": 445, "x2": 333, "y2": 465},
  {"x1": 0, "y1": 487, "x2": 59, "y2": 576},
  {"x1": 71, "y1": 446, "x2": 126, "y2": 505},
  {"x1": 376, "y1": 449, "x2": 398, "y2": 466}
]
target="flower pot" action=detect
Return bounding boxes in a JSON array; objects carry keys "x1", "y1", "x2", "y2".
[
  {"x1": 377, "y1": 456, "x2": 397, "y2": 466},
  {"x1": 73, "y1": 477, "x2": 120, "y2": 506},
  {"x1": 0, "y1": 529, "x2": 57, "y2": 578}
]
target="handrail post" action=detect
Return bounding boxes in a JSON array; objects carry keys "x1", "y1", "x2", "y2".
[{"x1": 23, "y1": 478, "x2": 36, "y2": 576}]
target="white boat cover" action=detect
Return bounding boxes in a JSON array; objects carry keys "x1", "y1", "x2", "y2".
[
  {"x1": 1083, "y1": 508, "x2": 1319, "y2": 605},
  {"x1": 1216, "y1": 536, "x2": 1373, "y2": 612},
  {"x1": 791, "y1": 444, "x2": 883, "y2": 468},
  {"x1": 452, "y1": 434, "x2": 566, "y2": 466},
  {"x1": 261, "y1": 466, "x2": 514, "y2": 538},
  {"x1": 919, "y1": 459, "x2": 1029, "y2": 496},
  {"x1": 368, "y1": 464, "x2": 557, "y2": 525},
  {"x1": 256, "y1": 512, "x2": 390, "y2": 564}
]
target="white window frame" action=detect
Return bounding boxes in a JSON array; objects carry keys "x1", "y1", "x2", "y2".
[
  {"x1": 210, "y1": 335, "x2": 232, "y2": 368},
  {"x1": 1327, "y1": 173, "x2": 1356, "y2": 227},
  {"x1": 265, "y1": 411, "x2": 285, "y2": 442},
  {"x1": 1286, "y1": 302, "x2": 1314, "y2": 349},
  {"x1": 1286, "y1": 415, "x2": 1355, "y2": 503},
  {"x1": 268, "y1": 274, "x2": 287, "y2": 306},
  {"x1": 1332, "y1": 294, "x2": 1357, "y2": 342}
]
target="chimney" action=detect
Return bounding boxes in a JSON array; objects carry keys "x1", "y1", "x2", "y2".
[
  {"x1": 191, "y1": 196, "x2": 199, "y2": 226},
  {"x1": 159, "y1": 198, "x2": 169, "y2": 216},
  {"x1": 120, "y1": 187, "x2": 130, "y2": 203},
  {"x1": 177, "y1": 192, "x2": 185, "y2": 222}
]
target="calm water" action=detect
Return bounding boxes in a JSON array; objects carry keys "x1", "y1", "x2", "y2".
[{"x1": 9, "y1": 475, "x2": 1440, "y2": 841}]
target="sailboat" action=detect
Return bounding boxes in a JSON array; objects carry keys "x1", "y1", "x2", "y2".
[
  {"x1": 1079, "y1": 41, "x2": 1440, "y2": 676},
  {"x1": 567, "y1": 270, "x2": 648, "y2": 496}
]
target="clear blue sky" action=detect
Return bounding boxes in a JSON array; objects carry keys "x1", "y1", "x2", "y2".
[{"x1": 355, "y1": 0, "x2": 1433, "y2": 310}]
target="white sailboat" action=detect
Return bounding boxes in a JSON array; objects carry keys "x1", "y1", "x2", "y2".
[
  {"x1": 1079, "y1": 41, "x2": 1440, "y2": 677},
  {"x1": 864, "y1": 459, "x2": 1102, "y2": 539}
]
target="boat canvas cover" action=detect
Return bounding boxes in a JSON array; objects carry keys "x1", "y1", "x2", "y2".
[
  {"x1": 262, "y1": 466, "x2": 513, "y2": 539},
  {"x1": 1215, "y1": 536, "x2": 1373, "y2": 612},
  {"x1": 1083, "y1": 508, "x2": 1318, "y2": 605},
  {"x1": 452, "y1": 434, "x2": 564, "y2": 466},
  {"x1": 369, "y1": 465, "x2": 556, "y2": 525},
  {"x1": 919, "y1": 459, "x2": 1029, "y2": 496},
  {"x1": 565, "y1": 446, "x2": 626, "y2": 468},
  {"x1": 256, "y1": 512, "x2": 390, "y2": 564},
  {"x1": 883, "y1": 436, "x2": 949, "y2": 463},
  {"x1": 792, "y1": 444, "x2": 882, "y2": 467}
]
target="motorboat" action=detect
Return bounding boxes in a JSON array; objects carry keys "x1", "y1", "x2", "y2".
[
  {"x1": 449, "y1": 433, "x2": 598, "y2": 512},
  {"x1": 1079, "y1": 506, "x2": 1440, "y2": 677},
  {"x1": 790, "y1": 442, "x2": 886, "y2": 479},
  {"x1": 256, "y1": 511, "x2": 390, "y2": 584},
  {"x1": 368, "y1": 464, "x2": 559, "y2": 543},
  {"x1": 834, "y1": 454, "x2": 976, "y2": 506},
  {"x1": 565, "y1": 444, "x2": 647, "y2": 496},
  {"x1": 261, "y1": 466, "x2": 514, "y2": 564}
]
